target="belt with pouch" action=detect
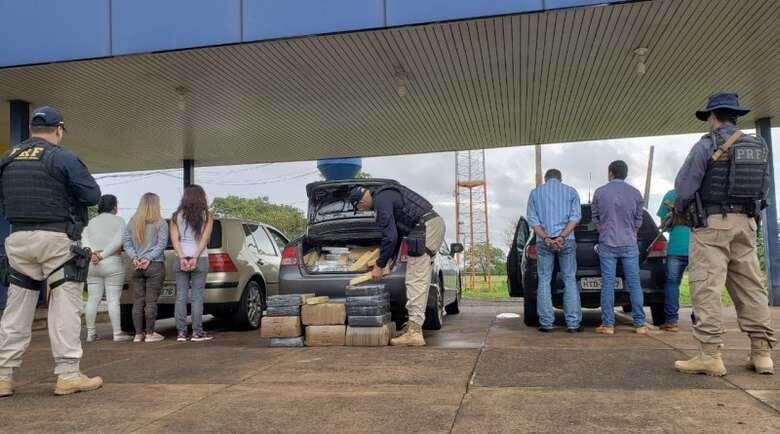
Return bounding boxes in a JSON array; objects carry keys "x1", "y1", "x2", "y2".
[{"x1": 704, "y1": 204, "x2": 752, "y2": 216}]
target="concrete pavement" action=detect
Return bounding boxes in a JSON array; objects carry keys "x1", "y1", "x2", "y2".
[{"x1": 0, "y1": 300, "x2": 778, "y2": 433}]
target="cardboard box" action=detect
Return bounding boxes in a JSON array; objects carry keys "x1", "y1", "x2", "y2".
[
  {"x1": 260, "y1": 316, "x2": 302, "y2": 338},
  {"x1": 346, "y1": 323, "x2": 396, "y2": 346},
  {"x1": 302, "y1": 303, "x2": 346, "y2": 326},
  {"x1": 305, "y1": 325, "x2": 346, "y2": 346}
]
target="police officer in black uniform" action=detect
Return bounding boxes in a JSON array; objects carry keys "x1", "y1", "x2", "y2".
[
  {"x1": 673, "y1": 92, "x2": 775, "y2": 377},
  {"x1": 0, "y1": 106, "x2": 102, "y2": 397},
  {"x1": 350, "y1": 181, "x2": 446, "y2": 346}
]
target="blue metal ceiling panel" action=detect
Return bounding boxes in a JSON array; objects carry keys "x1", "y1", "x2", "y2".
[
  {"x1": 242, "y1": 0, "x2": 384, "y2": 41},
  {"x1": 386, "y1": 0, "x2": 544, "y2": 26},
  {"x1": 111, "y1": 0, "x2": 241, "y2": 55},
  {"x1": 0, "y1": 0, "x2": 110, "y2": 67},
  {"x1": 545, "y1": 0, "x2": 613, "y2": 9}
]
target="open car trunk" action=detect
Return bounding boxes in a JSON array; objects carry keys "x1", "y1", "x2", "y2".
[
  {"x1": 305, "y1": 178, "x2": 399, "y2": 242},
  {"x1": 574, "y1": 205, "x2": 660, "y2": 267}
]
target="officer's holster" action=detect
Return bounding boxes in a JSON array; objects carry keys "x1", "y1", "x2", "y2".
[
  {"x1": 0, "y1": 255, "x2": 46, "y2": 291},
  {"x1": 48, "y1": 245, "x2": 92, "y2": 290}
]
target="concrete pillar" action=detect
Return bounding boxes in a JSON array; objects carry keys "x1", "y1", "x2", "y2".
[
  {"x1": 183, "y1": 159, "x2": 194, "y2": 188},
  {"x1": 755, "y1": 118, "x2": 780, "y2": 305}
]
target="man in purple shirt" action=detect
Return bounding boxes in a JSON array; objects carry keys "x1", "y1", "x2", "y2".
[{"x1": 591, "y1": 160, "x2": 652, "y2": 335}]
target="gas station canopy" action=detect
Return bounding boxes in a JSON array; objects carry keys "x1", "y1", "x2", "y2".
[{"x1": 0, "y1": 0, "x2": 778, "y2": 172}]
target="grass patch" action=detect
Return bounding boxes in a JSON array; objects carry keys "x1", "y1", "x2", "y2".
[
  {"x1": 463, "y1": 275, "x2": 510, "y2": 300},
  {"x1": 463, "y1": 274, "x2": 735, "y2": 306}
]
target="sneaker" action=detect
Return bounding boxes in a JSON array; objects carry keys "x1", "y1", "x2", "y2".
[
  {"x1": 190, "y1": 332, "x2": 213, "y2": 342},
  {"x1": 177, "y1": 331, "x2": 189, "y2": 342},
  {"x1": 145, "y1": 332, "x2": 165, "y2": 343},
  {"x1": 133, "y1": 334, "x2": 145, "y2": 343},
  {"x1": 113, "y1": 333, "x2": 133, "y2": 342},
  {"x1": 635, "y1": 324, "x2": 655, "y2": 335},
  {"x1": 537, "y1": 326, "x2": 554, "y2": 333},
  {"x1": 54, "y1": 374, "x2": 103, "y2": 396},
  {"x1": 86, "y1": 331, "x2": 98, "y2": 343},
  {"x1": 660, "y1": 322, "x2": 679, "y2": 333},
  {"x1": 595, "y1": 325, "x2": 615, "y2": 335},
  {"x1": 566, "y1": 326, "x2": 584, "y2": 333}
]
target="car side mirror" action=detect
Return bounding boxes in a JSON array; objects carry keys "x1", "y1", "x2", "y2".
[{"x1": 450, "y1": 243, "x2": 464, "y2": 254}]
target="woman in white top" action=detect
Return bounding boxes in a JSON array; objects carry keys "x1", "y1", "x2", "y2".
[
  {"x1": 171, "y1": 185, "x2": 214, "y2": 342},
  {"x1": 82, "y1": 195, "x2": 130, "y2": 342}
]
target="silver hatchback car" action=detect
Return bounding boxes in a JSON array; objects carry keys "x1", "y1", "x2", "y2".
[{"x1": 119, "y1": 218, "x2": 289, "y2": 331}]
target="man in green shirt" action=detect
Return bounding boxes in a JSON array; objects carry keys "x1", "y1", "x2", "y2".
[{"x1": 657, "y1": 190, "x2": 690, "y2": 332}]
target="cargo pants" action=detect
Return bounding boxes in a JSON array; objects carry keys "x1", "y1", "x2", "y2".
[
  {"x1": 405, "y1": 216, "x2": 445, "y2": 326},
  {"x1": 689, "y1": 214, "x2": 775, "y2": 346},
  {"x1": 0, "y1": 231, "x2": 83, "y2": 377}
]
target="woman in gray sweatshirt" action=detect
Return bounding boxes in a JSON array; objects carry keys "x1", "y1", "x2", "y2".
[{"x1": 122, "y1": 193, "x2": 169, "y2": 343}]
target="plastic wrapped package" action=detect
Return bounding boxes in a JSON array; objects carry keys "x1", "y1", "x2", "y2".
[
  {"x1": 270, "y1": 337, "x2": 304, "y2": 347},
  {"x1": 266, "y1": 305, "x2": 301, "y2": 317},
  {"x1": 348, "y1": 313, "x2": 392, "y2": 327}
]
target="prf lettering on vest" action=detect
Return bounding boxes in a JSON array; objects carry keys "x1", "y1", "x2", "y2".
[
  {"x1": 11, "y1": 147, "x2": 45, "y2": 161},
  {"x1": 734, "y1": 147, "x2": 766, "y2": 163}
]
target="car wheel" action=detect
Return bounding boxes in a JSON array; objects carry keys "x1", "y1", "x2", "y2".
[
  {"x1": 445, "y1": 274, "x2": 461, "y2": 315},
  {"x1": 650, "y1": 303, "x2": 666, "y2": 326},
  {"x1": 523, "y1": 294, "x2": 539, "y2": 327},
  {"x1": 120, "y1": 304, "x2": 134, "y2": 333},
  {"x1": 234, "y1": 280, "x2": 265, "y2": 330},
  {"x1": 423, "y1": 284, "x2": 444, "y2": 330}
]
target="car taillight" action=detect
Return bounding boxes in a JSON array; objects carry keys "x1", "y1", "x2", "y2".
[
  {"x1": 208, "y1": 253, "x2": 238, "y2": 273},
  {"x1": 281, "y1": 245, "x2": 298, "y2": 266},
  {"x1": 526, "y1": 244, "x2": 537, "y2": 260},
  {"x1": 648, "y1": 240, "x2": 667, "y2": 258},
  {"x1": 399, "y1": 240, "x2": 409, "y2": 263}
]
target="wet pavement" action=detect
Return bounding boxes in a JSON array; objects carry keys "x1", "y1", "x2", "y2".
[{"x1": 0, "y1": 300, "x2": 779, "y2": 433}]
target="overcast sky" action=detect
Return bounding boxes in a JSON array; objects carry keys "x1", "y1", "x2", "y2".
[{"x1": 98, "y1": 128, "x2": 780, "y2": 253}]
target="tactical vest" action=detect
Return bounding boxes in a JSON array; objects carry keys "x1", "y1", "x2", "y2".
[
  {"x1": 374, "y1": 183, "x2": 434, "y2": 235},
  {"x1": 0, "y1": 139, "x2": 72, "y2": 224},
  {"x1": 699, "y1": 131, "x2": 769, "y2": 209}
]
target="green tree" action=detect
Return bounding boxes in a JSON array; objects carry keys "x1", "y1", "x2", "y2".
[
  {"x1": 464, "y1": 243, "x2": 506, "y2": 279},
  {"x1": 210, "y1": 196, "x2": 307, "y2": 240}
]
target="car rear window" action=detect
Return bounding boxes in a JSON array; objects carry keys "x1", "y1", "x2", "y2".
[
  {"x1": 577, "y1": 206, "x2": 658, "y2": 239},
  {"x1": 164, "y1": 219, "x2": 222, "y2": 250}
]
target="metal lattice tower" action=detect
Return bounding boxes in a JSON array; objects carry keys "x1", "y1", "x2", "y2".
[{"x1": 455, "y1": 150, "x2": 492, "y2": 290}]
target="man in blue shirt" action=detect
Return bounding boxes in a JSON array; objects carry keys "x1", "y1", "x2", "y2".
[
  {"x1": 657, "y1": 190, "x2": 690, "y2": 332},
  {"x1": 591, "y1": 160, "x2": 652, "y2": 335},
  {"x1": 526, "y1": 169, "x2": 582, "y2": 332}
]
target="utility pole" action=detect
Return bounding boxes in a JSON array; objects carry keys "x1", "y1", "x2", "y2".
[
  {"x1": 644, "y1": 146, "x2": 655, "y2": 208},
  {"x1": 535, "y1": 145, "x2": 542, "y2": 187}
]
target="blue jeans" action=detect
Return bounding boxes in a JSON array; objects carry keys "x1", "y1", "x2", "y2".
[
  {"x1": 598, "y1": 244, "x2": 645, "y2": 327},
  {"x1": 536, "y1": 239, "x2": 582, "y2": 329},
  {"x1": 175, "y1": 257, "x2": 209, "y2": 334},
  {"x1": 664, "y1": 255, "x2": 688, "y2": 324}
]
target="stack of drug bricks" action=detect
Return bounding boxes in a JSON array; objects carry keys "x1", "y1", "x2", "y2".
[
  {"x1": 345, "y1": 284, "x2": 395, "y2": 346},
  {"x1": 261, "y1": 293, "x2": 315, "y2": 347},
  {"x1": 301, "y1": 296, "x2": 347, "y2": 346}
]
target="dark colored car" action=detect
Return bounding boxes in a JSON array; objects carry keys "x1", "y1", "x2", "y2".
[
  {"x1": 507, "y1": 204, "x2": 668, "y2": 326},
  {"x1": 278, "y1": 179, "x2": 464, "y2": 330}
]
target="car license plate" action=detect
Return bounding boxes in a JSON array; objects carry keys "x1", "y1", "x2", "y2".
[
  {"x1": 160, "y1": 287, "x2": 176, "y2": 297},
  {"x1": 580, "y1": 277, "x2": 623, "y2": 290}
]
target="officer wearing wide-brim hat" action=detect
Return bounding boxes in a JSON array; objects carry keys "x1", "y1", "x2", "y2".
[
  {"x1": 0, "y1": 106, "x2": 103, "y2": 397},
  {"x1": 673, "y1": 92, "x2": 775, "y2": 376}
]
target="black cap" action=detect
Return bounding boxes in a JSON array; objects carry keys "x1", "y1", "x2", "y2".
[
  {"x1": 348, "y1": 186, "x2": 367, "y2": 208},
  {"x1": 30, "y1": 106, "x2": 66, "y2": 131}
]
